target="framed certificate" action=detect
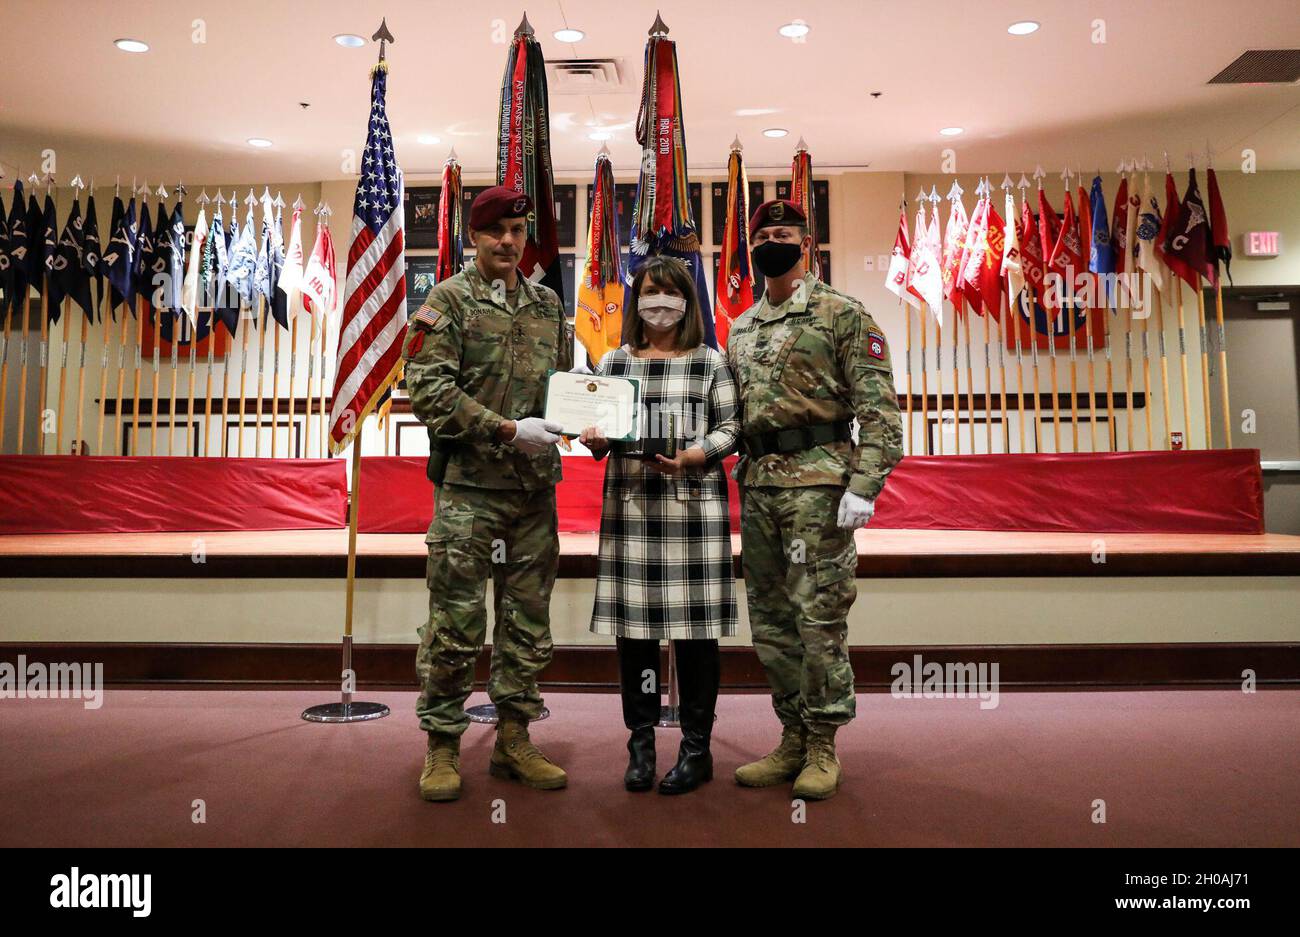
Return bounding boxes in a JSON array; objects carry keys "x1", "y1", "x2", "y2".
[{"x1": 543, "y1": 371, "x2": 640, "y2": 442}]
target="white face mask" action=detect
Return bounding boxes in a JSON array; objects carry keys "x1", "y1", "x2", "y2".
[{"x1": 639, "y1": 293, "x2": 688, "y2": 331}]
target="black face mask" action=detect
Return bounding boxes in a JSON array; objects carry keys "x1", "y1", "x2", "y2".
[{"x1": 751, "y1": 240, "x2": 803, "y2": 278}]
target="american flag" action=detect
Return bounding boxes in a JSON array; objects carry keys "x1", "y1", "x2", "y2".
[{"x1": 329, "y1": 62, "x2": 407, "y2": 454}]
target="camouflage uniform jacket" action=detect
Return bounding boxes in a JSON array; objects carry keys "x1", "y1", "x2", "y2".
[
  {"x1": 402, "y1": 263, "x2": 574, "y2": 490},
  {"x1": 725, "y1": 272, "x2": 903, "y2": 500}
]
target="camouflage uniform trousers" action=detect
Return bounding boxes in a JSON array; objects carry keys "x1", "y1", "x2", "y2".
[
  {"x1": 740, "y1": 484, "x2": 857, "y2": 729},
  {"x1": 416, "y1": 482, "x2": 560, "y2": 738}
]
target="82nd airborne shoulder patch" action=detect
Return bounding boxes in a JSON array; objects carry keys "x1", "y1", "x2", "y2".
[{"x1": 866, "y1": 328, "x2": 886, "y2": 361}]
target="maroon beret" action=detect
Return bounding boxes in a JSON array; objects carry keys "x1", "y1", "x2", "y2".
[
  {"x1": 748, "y1": 199, "x2": 807, "y2": 238},
  {"x1": 469, "y1": 186, "x2": 533, "y2": 230}
]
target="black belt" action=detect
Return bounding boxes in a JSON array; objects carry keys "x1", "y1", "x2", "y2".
[{"x1": 742, "y1": 420, "x2": 852, "y2": 458}]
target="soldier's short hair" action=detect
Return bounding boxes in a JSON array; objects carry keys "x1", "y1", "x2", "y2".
[{"x1": 622, "y1": 256, "x2": 705, "y2": 351}]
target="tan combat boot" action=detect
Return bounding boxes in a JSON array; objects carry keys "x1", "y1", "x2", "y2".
[
  {"x1": 419, "y1": 734, "x2": 462, "y2": 802},
  {"x1": 489, "y1": 717, "x2": 568, "y2": 790},
  {"x1": 734, "y1": 724, "x2": 806, "y2": 787},
  {"x1": 792, "y1": 725, "x2": 841, "y2": 801}
]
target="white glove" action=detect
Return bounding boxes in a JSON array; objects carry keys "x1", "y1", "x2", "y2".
[
  {"x1": 509, "y1": 417, "x2": 564, "y2": 454},
  {"x1": 836, "y1": 491, "x2": 875, "y2": 530}
]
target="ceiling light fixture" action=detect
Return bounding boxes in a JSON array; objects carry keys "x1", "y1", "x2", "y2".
[
  {"x1": 588, "y1": 130, "x2": 613, "y2": 141},
  {"x1": 939, "y1": 126, "x2": 964, "y2": 136},
  {"x1": 334, "y1": 34, "x2": 366, "y2": 47},
  {"x1": 554, "y1": 28, "x2": 585, "y2": 43},
  {"x1": 778, "y1": 21, "x2": 810, "y2": 39},
  {"x1": 1007, "y1": 21, "x2": 1040, "y2": 36},
  {"x1": 114, "y1": 38, "x2": 149, "y2": 53},
  {"x1": 247, "y1": 138, "x2": 273, "y2": 148},
  {"x1": 762, "y1": 128, "x2": 789, "y2": 138}
]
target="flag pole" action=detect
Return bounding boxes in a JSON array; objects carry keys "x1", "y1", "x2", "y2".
[
  {"x1": 36, "y1": 174, "x2": 56, "y2": 455},
  {"x1": 903, "y1": 295, "x2": 912, "y2": 454},
  {"x1": 69, "y1": 178, "x2": 94, "y2": 454},
  {"x1": 918, "y1": 302, "x2": 929, "y2": 453},
  {"x1": 0, "y1": 300, "x2": 12, "y2": 453},
  {"x1": 96, "y1": 240, "x2": 117, "y2": 455},
  {"x1": 73, "y1": 295, "x2": 90, "y2": 453},
  {"x1": 197, "y1": 190, "x2": 216, "y2": 456},
  {"x1": 114, "y1": 181, "x2": 139, "y2": 455},
  {"x1": 54, "y1": 293, "x2": 70, "y2": 453},
  {"x1": 951, "y1": 298, "x2": 960, "y2": 454},
  {"x1": 1173, "y1": 277, "x2": 1193, "y2": 448},
  {"x1": 302, "y1": 15, "x2": 398, "y2": 725},
  {"x1": 254, "y1": 298, "x2": 266, "y2": 457},
  {"x1": 1082, "y1": 277, "x2": 1101, "y2": 450},
  {"x1": 1195, "y1": 273, "x2": 1212, "y2": 449},
  {"x1": 167, "y1": 308, "x2": 181, "y2": 457},
  {"x1": 927, "y1": 189, "x2": 942, "y2": 456},
  {"x1": 1213, "y1": 276, "x2": 1231, "y2": 448},
  {"x1": 129, "y1": 296, "x2": 145, "y2": 454},
  {"x1": 1140, "y1": 276, "x2": 1153, "y2": 450},
  {"x1": 962, "y1": 294, "x2": 975, "y2": 452},
  {"x1": 316, "y1": 202, "x2": 332, "y2": 458},
  {"x1": 995, "y1": 297, "x2": 1008, "y2": 452}
]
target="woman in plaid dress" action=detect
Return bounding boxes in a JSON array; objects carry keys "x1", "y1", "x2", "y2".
[{"x1": 580, "y1": 257, "x2": 740, "y2": 795}]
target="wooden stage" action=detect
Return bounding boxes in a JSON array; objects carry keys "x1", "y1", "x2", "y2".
[{"x1": 2, "y1": 527, "x2": 1300, "y2": 578}]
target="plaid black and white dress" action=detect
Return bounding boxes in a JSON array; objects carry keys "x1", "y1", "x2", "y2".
[{"x1": 589, "y1": 345, "x2": 741, "y2": 640}]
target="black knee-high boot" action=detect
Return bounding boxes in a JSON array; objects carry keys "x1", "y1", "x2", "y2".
[
  {"x1": 617, "y1": 637, "x2": 661, "y2": 792},
  {"x1": 658, "y1": 639, "x2": 719, "y2": 795}
]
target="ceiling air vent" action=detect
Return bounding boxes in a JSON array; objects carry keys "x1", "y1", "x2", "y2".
[
  {"x1": 1208, "y1": 49, "x2": 1300, "y2": 84},
  {"x1": 546, "y1": 58, "x2": 628, "y2": 94}
]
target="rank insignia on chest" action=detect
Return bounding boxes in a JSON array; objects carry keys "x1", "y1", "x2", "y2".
[{"x1": 866, "y1": 329, "x2": 886, "y2": 360}]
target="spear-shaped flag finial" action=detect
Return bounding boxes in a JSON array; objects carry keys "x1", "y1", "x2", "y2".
[
  {"x1": 596, "y1": 141, "x2": 611, "y2": 158},
  {"x1": 649, "y1": 11, "x2": 669, "y2": 36},
  {"x1": 1000, "y1": 173, "x2": 1013, "y2": 190},
  {"x1": 795, "y1": 136, "x2": 808, "y2": 153},
  {"x1": 446, "y1": 145, "x2": 458, "y2": 163},
  {"x1": 373, "y1": 18, "x2": 395, "y2": 61},
  {"x1": 928, "y1": 185, "x2": 939, "y2": 203},
  {"x1": 730, "y1": 135, "x2": 743, "y2": 152},
  {"x1": 157, "y1": 184, "x2": 169, "y2": 200},
  {"x1": 945, "y1": 180, "x2": 964, "y2": 201},
  {"x1": 515, "y1": 13, "x2": 535, "y2": 39}
]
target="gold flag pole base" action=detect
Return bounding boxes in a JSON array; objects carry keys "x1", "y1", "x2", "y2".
[{"x1": 301, "y1": 442, "x2": 389, "y2": 724}]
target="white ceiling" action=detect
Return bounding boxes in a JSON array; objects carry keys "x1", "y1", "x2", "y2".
[{"x1": 1, "y1": 0, "x2": 1298, "y2": 185}]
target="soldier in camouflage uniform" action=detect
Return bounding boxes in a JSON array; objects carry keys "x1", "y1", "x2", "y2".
[
  {"x1": 725, "y1": 199, "x2": 904, "y2": 801},
  {"x1": 401, "y1": 186, "x2": 573, "y2": 802}
]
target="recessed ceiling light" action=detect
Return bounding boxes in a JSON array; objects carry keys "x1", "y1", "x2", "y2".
[
  {"x1": 553, "y1": 28, "x2": 585, "y2": 43},
  {"x1": 247, "y1": 138, "x2": 273, "y2": 148},
  {"x1": 114, "y1": 38, "x2": 149, "y2": 53},
  {"x1": 735, "y1": 107, "x2": 778, "y2": 117},
  {"x1": 334, "y1": 34, "x2": 366, "y2": 48},
  {"x1": 778, "y1": 21, "x2": 810, "y2": 39},
  {"x1": 762, "y1": 128, "x2": 789, "y2": 138},
  {"x1": 588, "y1": 131, "x2": 613, "y2": 141},
  {"x1": 1007, "y1": 21, "x2": 1040, "y2": 36},
  {"x1": 417, "y1": 134, "x2": 440, "y2": 145},
  {"x1": 939, "y1": 127, "x2": 964, "y2": 136}
]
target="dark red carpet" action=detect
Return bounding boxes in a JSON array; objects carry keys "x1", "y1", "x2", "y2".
[{"x1": 1, "y1": 689, "x2": 1296, "y2": 847}]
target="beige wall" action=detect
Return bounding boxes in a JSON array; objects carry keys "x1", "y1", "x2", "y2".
[{"x1": 2, "y1": 575, "x2": 1296, "y2": 647}]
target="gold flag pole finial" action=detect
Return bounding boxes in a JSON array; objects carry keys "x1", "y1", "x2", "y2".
[
  {"x1": 730, "y1": 135, "x2": 743, "y2": 153},
  {"x1": 649, "y1": 12, "x2": 669, "y2": 36},
  {"x1": 515, "y1": 13, "x2": 535, "y2": 39},
  {"x1": 372, "y1": 18, "x2": 395, "y2": 62}
]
